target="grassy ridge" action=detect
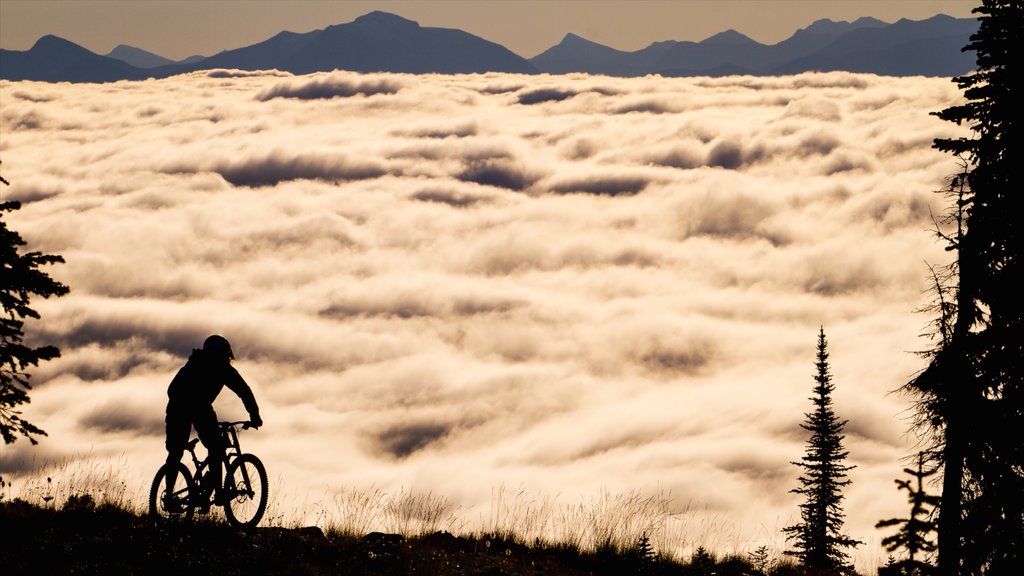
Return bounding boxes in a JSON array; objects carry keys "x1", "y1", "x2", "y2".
[
  {"x1": 3, "y1": 462, "x2": 792, "y2": 565},
  {"x1": 0, "y1": 495, "x2": 801, "y2": 576}
]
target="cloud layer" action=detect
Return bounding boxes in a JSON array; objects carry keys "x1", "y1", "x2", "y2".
[{"x1": 0, "y1": 69, "x2": 966, "y2": 567}]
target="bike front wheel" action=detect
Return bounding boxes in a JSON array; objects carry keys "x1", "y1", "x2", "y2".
[
  {"x1": 149, "y1": 462, "x2": 196, "y2": 522},
  {"x1": 223, "y1": 453, "x2": 268, "y2": 528}
]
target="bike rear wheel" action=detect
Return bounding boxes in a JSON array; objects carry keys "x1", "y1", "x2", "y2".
[
  {"x1": 223, "y1": 453, "x2": 268, "y2": 528},
  {"x1": 149, "y1": 462, "x2": 196, "y2": 522}
]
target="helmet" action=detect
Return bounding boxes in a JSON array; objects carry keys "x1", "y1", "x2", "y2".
[{"x1": 202, "y1": 335, "x2": 234, "y2": 360}]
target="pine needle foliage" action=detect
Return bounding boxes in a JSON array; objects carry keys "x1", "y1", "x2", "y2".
[
  {"x1": 783, "y1": 328, "x2": 862, "y2": 575},
  {"x1": 1, "y1": 199, "x2": 69, "y2": 444}
]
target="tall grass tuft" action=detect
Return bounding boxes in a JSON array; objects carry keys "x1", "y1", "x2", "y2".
[
  {"x1": 484, "y1": 485, "x2": 678, "y2": 556},
  {"x1": 326, "y1": 485, "x2": 388, "y2": 537},
  {"x1": 583, "y1": 488, "x2": 673, "y2": 553},
  {"x1": 486, "y1": 485, "x2": 557, "y2": 543},
  {"x1": 381, "y1": 487, "x2": 463, "y2": 536},
  {"x1": 8, "y1": 456, "x2": 144, "y2": 513},
  {"x1": 321, "y1": 486, "x2": 463, "y2": 537}
]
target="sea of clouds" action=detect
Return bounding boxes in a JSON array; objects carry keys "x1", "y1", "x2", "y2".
[{"x1": 0, "y1": 69, "x2": 966, "y2": 567}]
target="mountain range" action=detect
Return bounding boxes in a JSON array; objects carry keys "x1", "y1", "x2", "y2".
[{"x1": 0, "y1": 11, "x2": 978, "y2": 83}]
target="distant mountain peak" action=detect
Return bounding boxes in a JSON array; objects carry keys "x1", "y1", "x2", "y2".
[
  {"x1": 106, "y1": 44, "x2": 176, "y2": 68},
  {"x1": 702, "y1": 29, "x2": 756, "y2": 45},
  {"x1": 800, "y1": 16, "x2": 887, "y2": 36},
  {"x1": 32, "y1": 34, "x2": 83, "y2": 51},
  {"x1": 558, "y1": 33, "x2": 603, "y2": 47},
  {"x1": 852, "y1": 16, "x2": 887, "y2": 26},
  {"x1": 802, "y1": 18, "x2": 840, "y2": 33},
  {"x1": 353, "y1": 11, "x2": 420, "y2": 28}
]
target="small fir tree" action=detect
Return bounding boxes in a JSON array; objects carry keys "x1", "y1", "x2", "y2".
[
  {"x1": 783, "y1": 327, "x2": 862, "y2": 574},
  {"x1": 748, "y1": 545, "x2": 774, "y2": 575},
  {"x1": 635, "y1": 531, "x2": 656, "y2": 573},
  {"x1": 689, "y1": 546, "x2": 715, "y2": 576},
  {"x1": 876, "y1": 453, "x2": 939, "y2": 576}
]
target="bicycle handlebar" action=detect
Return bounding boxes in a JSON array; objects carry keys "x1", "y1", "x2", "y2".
[{"x1": 219, "y1": 420, "x2": 259, "y2": 430}]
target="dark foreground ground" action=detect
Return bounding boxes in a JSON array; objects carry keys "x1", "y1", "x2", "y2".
[{"x1": 0, "y1": 496, "x2": 793, "y2": 576}]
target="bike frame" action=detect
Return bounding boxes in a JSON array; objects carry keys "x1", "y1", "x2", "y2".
[{"x1": 182, "y1": 421, "x2": 249, "y2": 503}]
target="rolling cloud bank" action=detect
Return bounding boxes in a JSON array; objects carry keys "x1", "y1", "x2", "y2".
[{"x1": 0, "y1": 70, "x2": 966, "y2": 568}]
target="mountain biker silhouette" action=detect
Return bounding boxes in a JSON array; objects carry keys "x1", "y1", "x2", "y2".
[{"x1": 164, "y1": 335, "x2": 262, "y2": 506}]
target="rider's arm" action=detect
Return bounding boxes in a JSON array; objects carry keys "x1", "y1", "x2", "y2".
[{"x1": 223, "y1": 365, "x2": 262, "y2": 426}]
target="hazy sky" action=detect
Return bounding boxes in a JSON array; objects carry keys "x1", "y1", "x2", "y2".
[
  {"x1": 0, "y1": 0, "x2": 980, "y2": 60},
  {"x1": 1, "y1": 68, "x2": 967, "y2": 569}
]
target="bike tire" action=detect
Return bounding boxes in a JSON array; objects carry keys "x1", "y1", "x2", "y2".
[
  {"x1": 149, "y1": 462, "x2": 196, "y2": 522},
  {"x1": 223, "y1": 453, "x2": 268, "y2": 528}
]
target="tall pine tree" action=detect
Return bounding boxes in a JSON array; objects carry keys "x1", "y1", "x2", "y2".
[
  {"x1": 906, "y1": 2, "x2": 1022, "y2": 574},
  {"x1": 784, "y1": 328, "x2": 861, "y2": 575}
]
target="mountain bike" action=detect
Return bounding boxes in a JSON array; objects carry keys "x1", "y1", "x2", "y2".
[{"x1": 149, "y1": 420, "x2": 268, "y2": 528}]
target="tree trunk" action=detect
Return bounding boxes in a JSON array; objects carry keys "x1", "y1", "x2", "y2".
[{"x1": 938, "y1": 418, "x2": 963, "y2": 576}]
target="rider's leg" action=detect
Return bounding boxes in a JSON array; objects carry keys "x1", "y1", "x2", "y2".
[
  {"x1": 164, "y1": 410, "x2": 190, "y2": 496},
  {"x1": 193, "y1": 407, "x2": 225, "y2": 501}
]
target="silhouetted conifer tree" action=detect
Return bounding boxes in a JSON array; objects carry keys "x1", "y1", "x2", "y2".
[
  {"x1": 688, "y1": 546, "x2": 715, "y2": 576},
  {"x1": 876, "y1": 453, "x2": 939, "y2": 576},
  {"x1": 783, "y1": 328, "x2": 861, "y2": 575},
  {"x1": 1, "y1": 191, "x2": 69, "y2": 444},
  {"x1": 748, "y1": 545, "x2": 773, "y2": 575},
  {"x1": 905, "y1": 2, "x2": 1022, "y2": 574},
  {"x1": 634, "y1": 531, "x2": 656, "y2": 574}
]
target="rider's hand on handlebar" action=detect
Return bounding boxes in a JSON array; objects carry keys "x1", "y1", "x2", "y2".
[{"x1": 246, "y1": 415, "x2": 263, "y2": 430}]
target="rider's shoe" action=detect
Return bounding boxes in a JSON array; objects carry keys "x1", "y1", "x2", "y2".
[{"x1": 214, "y1": 490, "x2": 229, "y2": 506}]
